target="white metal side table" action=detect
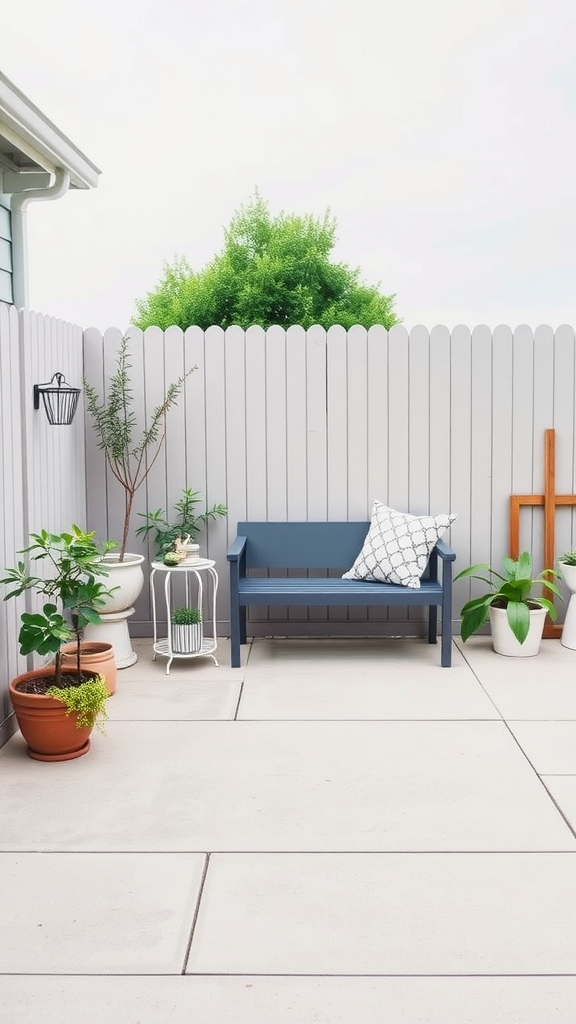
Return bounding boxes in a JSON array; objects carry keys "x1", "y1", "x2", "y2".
[{"x1": 150, "y1": 559, "x2": 219, "y2": 674}]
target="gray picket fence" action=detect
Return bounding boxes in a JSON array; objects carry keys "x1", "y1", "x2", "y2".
[{"x1": 84, "y1": 323, "x2": 576, "y2": 640}]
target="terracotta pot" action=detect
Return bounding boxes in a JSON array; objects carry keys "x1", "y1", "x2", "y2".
[
  {"x1": 9, "y1": 666, "x2": 97, "y2": 761},
  {"x1": 59, "y1": 641, "x2": 117, "y2": 695}
]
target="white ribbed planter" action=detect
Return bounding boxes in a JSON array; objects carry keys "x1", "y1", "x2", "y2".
[
  {"x1": 489, "y1": 605, "x2": 546, "y2": 657},
  {"x1": 559, "y1": 562, "x2": 576, "y2": 650},
  {"x1": 171, "y1": 623, "x2": 203, "y2": 654}
]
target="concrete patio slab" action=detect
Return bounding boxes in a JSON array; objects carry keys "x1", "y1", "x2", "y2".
[
  {"x1": 189, "y1": 852, "x2": 576, "y2": 975},
  {"x1": 456, "y1": 638, "x2": 576, "y2": 719},
  {"x1": 4, "y1": 975, "x2": 576, "y2": 1024},
  {"x1": 246, "y1": 637, "x2": 459, "y2": 672},
  {"x1": 238, "y1": 666, "x2": 498, "y2": 720},
  {"x1": 506, "y1": 721, "x2": 576, "y2": 774},
  {"x1": 129, "y1": 636, "x2": 249, "y2": 679},
  {"x1": 2, "y1": 721, "x2": 570, "y2": 853},
  {"x1": 542, "y1": 776, "x2": 576, "y2": 831},
  {"x1": 0, "y1": 852, "x2": 204, "y2": 974},
  {"x1": 108, "y1": 677, "x2": 241, "y2": 721},
  {"x1": 3, "y1": 633, "x2": 576, "y2": 1016}
]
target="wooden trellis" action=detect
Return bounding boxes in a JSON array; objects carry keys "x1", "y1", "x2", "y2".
[{"x1": 509, "y1": 429, "x2": 576, "y2": 638}]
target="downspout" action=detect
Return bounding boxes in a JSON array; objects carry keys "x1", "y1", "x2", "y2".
[{"x1": 10, "y1": 166, "x2": 70, "y2": 308}]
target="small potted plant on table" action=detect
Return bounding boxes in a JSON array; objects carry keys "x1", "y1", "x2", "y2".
[
  {"x1": 455, "y1": 551, "x2": 562, "y2": 657},
  {"x1": 1, "y1": 526, "x2": 113, "y2": 760},
  {"x1": 136, "y1": 487, "x2": 227, "y2": 563},
  {"x1": 171, "y1": 606, "x2": 203, "y2": 654}
]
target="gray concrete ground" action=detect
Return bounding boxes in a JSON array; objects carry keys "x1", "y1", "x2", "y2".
[{"x1": 1, "y1": 635, "x2": 576, "y2": 1023}]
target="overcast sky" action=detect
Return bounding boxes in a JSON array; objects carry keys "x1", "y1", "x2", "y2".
[{"x1": 1, "y1": 0, "x2": 575, "y2": 331}]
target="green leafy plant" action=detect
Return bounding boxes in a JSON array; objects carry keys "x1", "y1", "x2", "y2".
[
  {"x1": 1, "y1": 526, "x2": 115, "y2": 688},
  {"x1": 558, "y1": 551, "x2": 576, "y2": 567},
  {"x1": 136, "y1": 487, "x2": 227, "y2": 558},
  {"x1": 455, "y1": 551, "x2": 562, "y2": 645},
  {"x1": 83, "y1": 335, "x2": 196, "y2": 561},
  {"x1": 46, "y1": 675, "x2": 109, "y2": 732},
  {"x1": 171, "y1": 606, "x2": 202, "y2": 625},
  {"x1": 132, "y1": 191, "x2": 400, "y2": 331}
]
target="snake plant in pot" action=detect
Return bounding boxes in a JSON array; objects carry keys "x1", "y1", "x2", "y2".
[
  {"x1": 1, "y1": 526, "x2": 115, "y2": 760},
  {"x1": 455, "y1": 551, "x2": 562, "y2": 656}
]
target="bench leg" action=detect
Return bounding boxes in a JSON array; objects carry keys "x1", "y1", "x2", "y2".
[
  {"x1": 230, "y1": 586, "x2": 242, "y2": 668},
  {"x1": 239, "y1": 606, "x2": 247, "y2": 645},
  {"x1": 441, "y1": 622, "x2": 452, "y2": 667},
  {"x1": 441, "y1": 569, "x2": 453, "y2": 667},
  {"x1": 428, "y1": 606, "x2": 438, "y2": 645}
]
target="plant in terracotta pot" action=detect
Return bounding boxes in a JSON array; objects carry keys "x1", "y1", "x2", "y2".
[
  {"x1": 1, "y1": 526, "x2": 114, "y2": 760},
  {"x1": 455, "y1": 551, "x2": 562, "y2": 657},
  {"x1": 83, "y1": 335, "x2": 196, "y2": 666},
  {"x1": 136, "y1": 487, "x2": 227, "y2": 561}
]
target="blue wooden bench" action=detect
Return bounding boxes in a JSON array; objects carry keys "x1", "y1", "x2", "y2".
[{"x1": 227, "y1": 521, "x2": 456, "y2": 668}]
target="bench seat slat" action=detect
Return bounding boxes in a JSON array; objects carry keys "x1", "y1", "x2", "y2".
[{"x1": 238, "y1": 577, "x2": 443, "y2": 606}]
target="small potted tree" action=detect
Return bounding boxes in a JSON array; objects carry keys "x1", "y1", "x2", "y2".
[
  {"x1": 136, "y1": 487, "x2": 227, "y2": 562},
  {"x1": 1, "y1": 526, "x2": 113, "y2": 760},
  {"x1": 455, "y1": 551, "x2": 562, "y2": 657},
  {"x1": 83, "y1": 335, "x2": 196, "y2": 664},
  {"x1": 171, "y1": 606, "x2": 203, "y2": 654}
]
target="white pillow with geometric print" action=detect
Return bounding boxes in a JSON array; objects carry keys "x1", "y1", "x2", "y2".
[{"x1": 343, "y1": 501, "x2": 457, "y2": 589}]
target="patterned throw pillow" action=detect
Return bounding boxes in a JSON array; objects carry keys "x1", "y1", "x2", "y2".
[{"x1": 343, "y1": 501, "x2": 457, "y2": 589}]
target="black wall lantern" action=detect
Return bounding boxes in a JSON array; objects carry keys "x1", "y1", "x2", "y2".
[{"x1": 33, "y1": 372, "x2": 81, "y2": 426}]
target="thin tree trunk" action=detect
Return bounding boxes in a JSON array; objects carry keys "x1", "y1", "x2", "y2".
[{"x1": 120, "y1": 492, "x2": 134, "y2": 561}]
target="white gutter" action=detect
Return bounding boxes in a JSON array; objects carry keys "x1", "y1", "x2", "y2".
[
  {"x1": 10, "y1": 167, "x2": 70, "y2": 308},
  {"x1": 0, "y1": 72, "x2": 100, "y2": 189}
]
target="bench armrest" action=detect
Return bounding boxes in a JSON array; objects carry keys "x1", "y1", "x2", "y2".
[
  {"x1": 434, "y1": 538, "x2": 456, "y2": 561},
  {"x1": 227, "y1": 535, "x2": 247, "y2": 561}
]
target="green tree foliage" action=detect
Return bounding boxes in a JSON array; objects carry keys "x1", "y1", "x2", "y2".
[{"x1": 132, "y1": 194, "x2": 400, "y2": 331}]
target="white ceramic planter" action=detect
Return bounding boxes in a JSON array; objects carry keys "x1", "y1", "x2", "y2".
[
  {"x1": 182, "y1": 543, "x2": 200, "y2": 565},
  {"x1": 559, "y1": 562, "x2": 576, "y2": 650},
  {"x1": 489, "y1": 604, "x2": 547, "y2": 657},
  {"x1": 83, "y1": 553, "x2": 145, "y2": 668},
  {"x1": 97, "y1": 553, "x2": 146, "y2": 613}
]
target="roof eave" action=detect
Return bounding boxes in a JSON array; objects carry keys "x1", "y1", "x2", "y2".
[{"x1": 0, "y1": 71, "x2": 100, "y2": 190}]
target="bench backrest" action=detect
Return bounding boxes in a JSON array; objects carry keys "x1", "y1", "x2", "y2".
[{"x1": 237, "y1": 521, "x2": 371, "y2": 570}]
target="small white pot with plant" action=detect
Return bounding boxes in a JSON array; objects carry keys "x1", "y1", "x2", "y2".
[
  {"x1": 455, "y1": 551, "x2": 562, "y2": 657},
  {"x1": 171, "y1": 606, "x2": 203, "y2": 654},
  {"x1": 557, "y1": 551, "x2": 576, "y2": 649}
]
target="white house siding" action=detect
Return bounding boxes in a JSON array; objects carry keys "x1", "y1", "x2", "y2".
[
  {"x1": 83, "y1": 324, "x2": 576, "y2": 641},
  {"x1": 0, "y1": 197, "x2": 12, "y2": 304}
]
